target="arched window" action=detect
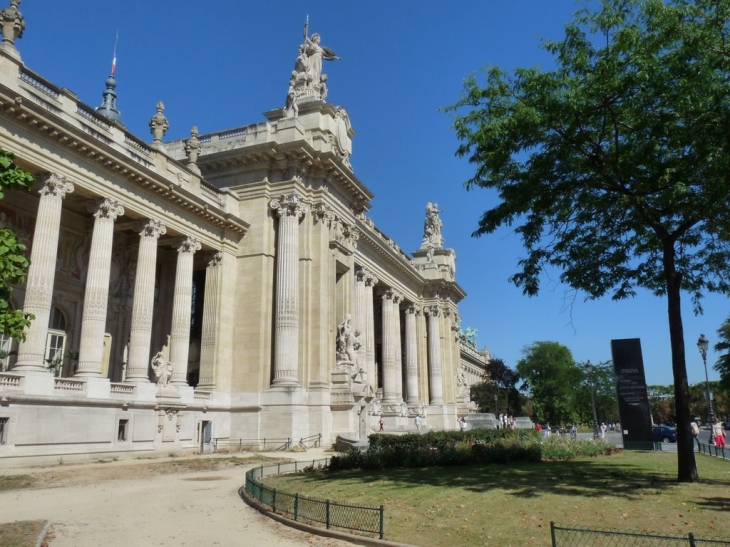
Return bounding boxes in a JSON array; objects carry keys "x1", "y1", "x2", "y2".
[{"x1": 45, "y1": 307, "x2": 67, "y2": 376}]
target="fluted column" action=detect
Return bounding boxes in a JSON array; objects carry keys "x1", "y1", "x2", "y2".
[
  {"x1": 14, "y1": 174, "x2": 74, "y2": 372},
  {"x1": 393, "y1": 292, "x2": 404, "y2": 402},
  {"x1": 197, "y1": 252, "x2": 222, "y2": 390},
  {"x1": 270, "y1": 193, "x2": 308, "y2": 386},
  {"x1": 169, "y1": 236, "x2": 201, "y2": 385},
  {"x1": 405, "y1": 303, "x2": 420, "y2": 404},
  {"x1": 125, "y1": 219, "x2": 166, "y2": 382},
  {"x1": 425, "y1": 304, "x2": 443, "y2": 404},
  {"x1": 75, "y1": 198, "x2": 124, "y2": 377},
  {"x1": 354, "y1": 266, "x2": 367, "y2": 348},
  {"x1": 364, "y1": 271, "x2": 378, "y2": 388},
  {"x1": 380, "y1": 289, "x2": 399, "y2": 402}
]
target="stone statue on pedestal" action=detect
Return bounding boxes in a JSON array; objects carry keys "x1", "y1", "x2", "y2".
[
  {"x1": 421, "y1": 202, "x2": 444, "y2": 250},
  {"x1": 284, "y1": 18, "x2": 341, "y2": 118},
  {"x1": 151, "y1": 351, "x2": 173, "y2": 387}
]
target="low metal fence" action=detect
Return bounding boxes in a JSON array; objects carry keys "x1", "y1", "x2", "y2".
[
  {"x1": 213, "y1": 437, "x2": 292, "y2": 453},
  {"x1": 299, "y1": 433, "x2": 322, "y2": 449},
  {"x1": 698, "y1": 442, "x2": 729, "y2": 460},
  {"x1": 551, "y1": 522, "x2": 730, "y2": 546},
  {"x1": 241, "y1": 458, "x2": 385, "y2": 539}
]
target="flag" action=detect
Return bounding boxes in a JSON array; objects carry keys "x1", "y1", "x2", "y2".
[{"x1": 111, "y1": 32, "x2": 118, "y2": 76}]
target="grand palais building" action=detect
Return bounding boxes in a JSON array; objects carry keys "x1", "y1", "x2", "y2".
[{"x1": 0, "y1": 5, "x2": 488, "y2": 462}]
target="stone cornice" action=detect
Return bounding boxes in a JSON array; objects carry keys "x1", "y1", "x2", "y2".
[{"x1": 0, "y1": 69, "x2": 248, "y2": 238}]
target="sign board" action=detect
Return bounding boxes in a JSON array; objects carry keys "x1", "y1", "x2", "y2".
[{"x1": 611, "y1": 338, "x2": 653, "y2": 450}]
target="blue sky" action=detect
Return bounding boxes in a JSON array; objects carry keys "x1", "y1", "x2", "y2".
[{"x1": 17, "y1": 1, "x2": 726, "y2": 386}]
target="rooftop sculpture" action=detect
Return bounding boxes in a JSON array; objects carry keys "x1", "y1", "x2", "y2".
[{"x1": 284, "y1": 17, "x2": 340, "y2": 118}]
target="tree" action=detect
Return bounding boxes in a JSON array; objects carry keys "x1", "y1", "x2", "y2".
[
  {"x1": 0, "y1": 149, "x2": 34, "y2": 340},
  {"x1": 445, "y1": 0, "x2": 730, "y2": 482},
  {"x1": 470, "y1": 357, "x2": 522, "y2": 415},
  {"x1": 713, "y1": 314, "x2": 730, "y2": 393},
  {"x1": 515, "y1": 341, "x2": 583, "y2": 425},
  {"x1": 575, "y1": 360, "x2": 619, "y2": 425}
]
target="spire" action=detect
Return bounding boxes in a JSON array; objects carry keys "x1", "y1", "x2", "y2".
[{"x1": 96, "y1": 35, "x2": 121, "y2": 122}]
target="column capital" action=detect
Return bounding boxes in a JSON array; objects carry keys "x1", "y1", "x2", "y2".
[
  {"x1": 424, "y1": 304, "x2": 441, "y2": 317},
  {"x1": 270, "y1": 193, "x2": 309, "y2": 219},
  {"x1": 87, "y1": 198, "x2": 124, "y2": 220},
  {"x1": 355, "y1": 265, "x2": 367, "y2": 283},
  {"x1": 207, "y1": 251, "x2": 223, "y2": 267},
  {"x1": 38, "y1": 173, "x2": 74, "y2": 198},
  {"x1": 392, "y1": 291, "x2": 403, "y2": 305},
  {"x1": 135, "y1": 219, "x2": 166, "y2": 239},
  {"x1": 173, "y1": 236, "x2": 201, "y2": 255},
  {"x1": 405, "y1": 303, "x2": 421, "y2": 315}
]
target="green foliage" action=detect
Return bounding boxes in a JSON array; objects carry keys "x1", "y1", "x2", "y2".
[
  {"x1": 0, "y1": 149, "x2": 34, "y2": 341},
  {"x1": 329, "y1": 429, "x2": 616, "y2": 471},
  {"x1": 714, "y1": 314, "x2": 730, "y2": 393},
  {"x1": 516, "y1": 342, "x2": 583, "y2": 425},
  {"x1": 444, "y1": 0, "x2": 730, "y2": 482},
  {"x1": 469, "y1": 356, "x2": 522, "y2": 415},
  {"x1": 574, "y1": 360, "x2": 619, "y2": 424}
]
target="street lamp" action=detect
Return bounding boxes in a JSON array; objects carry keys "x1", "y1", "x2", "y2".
[
  {"x1": 697, "y1": 334, "x2": 716, "y2": 445},
  {"x1": 585, "y1": 361, "x2": 600, "y2": 440}
]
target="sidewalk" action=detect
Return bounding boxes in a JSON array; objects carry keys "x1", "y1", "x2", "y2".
[{"x1": 0, "y1": 447, "x2": 352, "y2": 547}]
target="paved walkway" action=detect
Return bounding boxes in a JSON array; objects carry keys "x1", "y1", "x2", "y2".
[{"x1": 0, "y1": 448, "x2": 354, "y2": 547}]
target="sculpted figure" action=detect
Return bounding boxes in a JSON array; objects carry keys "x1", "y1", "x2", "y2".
[
  {"x1": 422, "y1": 202, "x2": 444, "y2": 249},
  {"x1": 304, "y1": 33, "x2": 340, "y2": 89},
  {"x1": 151, "y1": 351, "x2": 173, "y2": 386}
]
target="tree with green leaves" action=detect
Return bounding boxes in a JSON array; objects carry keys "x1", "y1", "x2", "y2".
[
  {"x1": 469, "y1": 357, "x2": 522, "y2": 415},
  {"x1": 445, "y1": 0, "x2": 730, "y2": 482},
  {"x1": 575, "y1": 360, "x2": 619, "y2": 425},
  {"x1": 713, "y1": 314, "x2": 730, "y2": 393},
  {"x1": 0, "y1": 149, "x2": 34, "y2": 340},
  {"x1": 515, "y1": 341, "x2": 583, "y2": 426}
]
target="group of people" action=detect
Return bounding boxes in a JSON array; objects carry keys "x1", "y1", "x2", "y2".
[
  {"x1": 497, "y1": 413, "x2": 516, "y2": 429},
  {"x1": 691, "y1": 418, "x2": 726, "y2": 450}
]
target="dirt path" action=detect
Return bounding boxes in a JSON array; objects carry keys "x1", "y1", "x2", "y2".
[{"x1": 0, "y1": 451, "x2": 354, "y2": 547}]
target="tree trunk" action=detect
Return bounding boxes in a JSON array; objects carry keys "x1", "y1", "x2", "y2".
[{"x1": 664, "y1": 244, "x2": 699, "y2": 482}]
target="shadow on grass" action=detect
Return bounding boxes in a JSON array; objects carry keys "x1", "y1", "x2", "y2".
[
  {"x1": 694, "y1": 496, "x2": 730, "y2": 512},
  {"x1": 279, "y1": 452, "x2": 730, "y2": 502}
]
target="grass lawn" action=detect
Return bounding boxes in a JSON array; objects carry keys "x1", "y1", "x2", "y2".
[
  {"x1": 262, "y1": 452, "x2": 730, "y2": 547},
  {"x1": 0, "y1": 520, "x2": 47, "y2": 547}
]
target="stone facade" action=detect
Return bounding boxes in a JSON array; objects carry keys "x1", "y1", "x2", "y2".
[{"x1": 0, "y1": 13, "x2": 488, "y2": 463}]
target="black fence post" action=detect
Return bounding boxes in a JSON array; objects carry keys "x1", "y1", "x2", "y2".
[
  {"x1": 277, "y1": 462, "x2": 281, "y2": 474},
  {"x1": 272, "y1": 488, "x2": 277, "y2": 512},
  {"x1": 688, "y1": 532, "x2": 696, "y2": 547},
  {"x1": 379, "y1": 505, "x2": 385, "y2": 540},
  {"x1": 294, "y1": 492, "x2": 299, "y2": 521},
  {"x1": 326, "y1": 499, "x2": 331, "y2": 529},
  {"x1": 550, "y1": 522, "x2": 557, "y2": 547}
]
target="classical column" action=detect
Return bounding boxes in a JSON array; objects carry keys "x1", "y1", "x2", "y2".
[
  {"x1": 169, "y1": 236, "x2": 201, "y2": 386},
  {"x1": 354, "y1": 267, "x2": 367, "y2": 344},
  {"x1": 75, "y1": 198, "x2": 124, "y2": 377},
  {"x1": 425, "y1": 304, "x2": 443, "y2": 404},
  {"x1": 380, "y1": 289, "x2": 398, "y2": 403},
  {"x1": 404, "y1": 303, "x2": 420, "y2": 404},
  {"x1": 14, "y1": 174, "x2": 74, "y2": 372},
  {"x1": 364, "y1": 271, "x2": 378, "y2": 388},
  {"x1": 197, "y1": 252, "x2": 222, "y2": 390},
  {"x1": 393, "y1": 292, "x2": 404, "y2": 402},
  {"x1": 269, "y1": 193, "x2": 308, "y2": 386},
  {"x1": 125, "y1": 219, "x2": 166, "y2": 382}
]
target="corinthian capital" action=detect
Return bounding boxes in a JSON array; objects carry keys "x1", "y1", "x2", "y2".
[
  {"x1": 173, "y1": 236, "x2": 201, "y2": 255},
  {"x1": 270, "y1": 193, "x2": 309, "y2": 219},
  {"x1": 88, "y1": 198, "x2": 124, "y2": 221},
  {"x1": 135, "y1": 219, "x2": 166, "y2": 239},
  {"x1": 424, "y1": 304, "x2": 440, "y2": 317},
  {"x1": 38, "y1": 173, "x2": 74, "y2": 199}
]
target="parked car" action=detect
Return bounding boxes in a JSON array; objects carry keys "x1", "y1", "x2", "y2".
[{"x1": 652, "y1": 425, "x2": 677, "y2": 443}]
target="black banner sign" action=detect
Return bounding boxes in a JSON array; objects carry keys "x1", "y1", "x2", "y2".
[{"x1": 611, "y1": 338, "x2": 653, "y2": 450}]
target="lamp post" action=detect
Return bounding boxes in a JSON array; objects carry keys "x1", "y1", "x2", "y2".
[
  {"x1": 697, "y1": 334, "x2": 715, "y2": 445},
  {"x1": 585, "y1": 361, "x2": 600, "y2": 440}
]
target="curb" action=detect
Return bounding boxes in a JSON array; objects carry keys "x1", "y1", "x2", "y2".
[
  {"x1": 238, "y1": 487, "x2": 420, "y2": 547},
  {"x1": 35, "y1": 520, "x2": 52, "y2": 547}
]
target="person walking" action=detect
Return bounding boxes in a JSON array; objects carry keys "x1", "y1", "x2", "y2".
[
  {"x1": 712, "y1": 418, "x2": 726, "y2": 449},
  {"x1": 414, "y1": 414, "x2": 422, "y2": 433},
  {"x1": 379, "y1": 415, "x2": 384, "y2": 432},
  {"x1": 600, "y1": 423, "x2": 607, "y2": 439},
  {"x1": 691, "y1": 420, "x2": 701, "y2": 452},
  {"x1": 459, "y1": 416, "x2": 467, "y2": 432}
]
